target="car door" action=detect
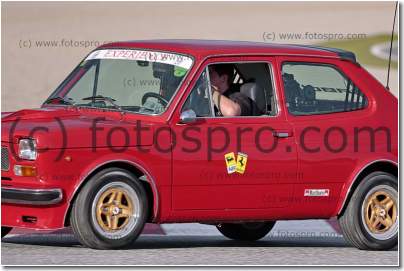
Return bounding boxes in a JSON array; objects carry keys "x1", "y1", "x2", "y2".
[
  {"x1": 170, "y1": 56, "x2": 298, "y2": 214},
  {"x1": 276, "y1": 56, "x2": 375, "y2": 218}
]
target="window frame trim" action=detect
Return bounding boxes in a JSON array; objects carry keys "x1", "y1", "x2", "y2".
[
  {"x1": 179, "y1": 60, "x2": 280, "y2": 119},
  {"x1": 181, "y1": 67, "x2": 215, "y2": 118}
]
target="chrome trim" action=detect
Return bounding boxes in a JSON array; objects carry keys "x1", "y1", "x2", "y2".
[
  {"x1": 2, "y1": 188, "x2": 63, "y2": 205},
  {"x1": 206, "y1": 66, "x2": 216, "y2": 117},
  {"x1": 274, "y1": 132, "x2": 290, "y2": 138},
  {"x1": 337, "y1": 159, "x2": 398, "y2": 215},
  {"x1": 180, "y1": 109, "x2": 197, "y2": 123},
  {"x1": 64, "y1": 159, "x2": 160, "y2": 223},
  {"x1": 267, "y1": 62, "x2": 280, "y2": 116}
]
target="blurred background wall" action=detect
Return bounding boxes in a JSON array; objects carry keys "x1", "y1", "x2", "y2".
[{"x1": 1, "y1": 1, "x2": 398, "y2": 111}]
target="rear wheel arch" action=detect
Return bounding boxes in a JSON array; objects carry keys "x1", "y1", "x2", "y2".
[
  {"x1": 338, "y1": 160, "x2": 397, "y2": 217},
  {"x1": 64, "y1": 160, "x2": 158, "y2": 227}
]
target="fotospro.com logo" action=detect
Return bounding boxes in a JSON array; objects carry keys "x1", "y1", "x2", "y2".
[{"x1": 6, "y1": 117, "x2": 393, "y2": 162}]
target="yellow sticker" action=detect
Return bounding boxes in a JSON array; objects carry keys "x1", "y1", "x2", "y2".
[
  {"x1": 224, "y1": 152, "x2": 237, "y2": 174},
  {"x1": 236, "y1": 152, "x2": 248, "y2": 174}
]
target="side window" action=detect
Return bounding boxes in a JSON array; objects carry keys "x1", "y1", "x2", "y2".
[
  {"x1": 182, "y1": 62, "x2": 278, "y2": 118},
  {"x1": 282, "y1": 62, "x2": 368, "y2": 115},
  {"x1": 182, "y1": 68, "x2": 212, "y2": 117}
]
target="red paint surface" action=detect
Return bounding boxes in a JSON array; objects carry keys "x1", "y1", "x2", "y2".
[{"x1": 1, "y1": 40, "x2": 397, "y2": 232}]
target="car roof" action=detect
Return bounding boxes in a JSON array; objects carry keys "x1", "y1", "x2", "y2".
[{"x1": 99, "y1": 39, "x2": 357, "y2": 63}]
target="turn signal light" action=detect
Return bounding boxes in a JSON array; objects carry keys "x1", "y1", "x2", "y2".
[{"x1": 14, "y1": 165, "x2": 37, "y2": 177}]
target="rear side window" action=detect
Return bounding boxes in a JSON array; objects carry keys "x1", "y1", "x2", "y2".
[{"x1": 282, "y1": 62, "x2": 368, "y2": 115}]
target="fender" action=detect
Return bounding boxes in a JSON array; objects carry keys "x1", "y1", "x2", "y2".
[
  {"x1": 335, "y1": 158, "x2": 398, "y2": 216},
  {"x1": 63, "y1": 158, "x2": 160, "y2": 224}
]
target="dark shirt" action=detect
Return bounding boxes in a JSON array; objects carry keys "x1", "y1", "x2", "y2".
[{"x1": 216, "y1": 84, "x2": 253, "y2": 116}]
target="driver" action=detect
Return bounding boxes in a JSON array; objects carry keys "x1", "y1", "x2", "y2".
[
  {"x1": 152, "y1": 62, "x2": 185, "y2": 101},
  {"x1": 208, "y1": 64, "x2": 252, "y2": 116}
]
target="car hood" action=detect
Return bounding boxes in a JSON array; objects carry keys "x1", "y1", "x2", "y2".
[{"x1": 1, "y1": 107, "x2": 155, "y2": 149}]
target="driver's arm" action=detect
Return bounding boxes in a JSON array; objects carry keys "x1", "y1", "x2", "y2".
[{"x1": 211, "y1": 87, "x2": 241, "y2": 116}]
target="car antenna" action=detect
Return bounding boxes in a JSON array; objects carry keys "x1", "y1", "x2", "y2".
[{"x1": 386, "y1": 1, "x2": 398, "y2": 91}]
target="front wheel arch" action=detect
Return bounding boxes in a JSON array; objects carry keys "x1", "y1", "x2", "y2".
[
  {"x1": 70, "y1": 167, "x2": 149, "y2": 249},
  {"x1": 64, "y1": 161, "x2": 157, "y2": 227}
]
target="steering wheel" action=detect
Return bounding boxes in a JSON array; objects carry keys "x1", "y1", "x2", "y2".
[{"x1": 141, "y1": 92, "x2": 169, "y2": 106}]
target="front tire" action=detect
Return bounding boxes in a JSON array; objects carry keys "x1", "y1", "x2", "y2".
[
  {"x1": 339, "y1": 171, "x2": 398, "y2": 250},
  {"x1": 1, "y1": 227, "x2": 12, "y2": 238},
  {"x1": 217, "y1": 222, "x2": 276, "y2": 241},
  {"x1": 70, "y1": 168, "x2": 148, "y2": 249}
]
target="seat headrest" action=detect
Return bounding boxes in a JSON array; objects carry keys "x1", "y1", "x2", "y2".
[{"x1": 240, "y1": 82, "x2": 266, "y2": 113}]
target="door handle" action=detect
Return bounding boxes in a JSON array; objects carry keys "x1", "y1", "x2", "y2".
[{"x1": 273, "y1": 131, "x2": 292, "y2": 138}]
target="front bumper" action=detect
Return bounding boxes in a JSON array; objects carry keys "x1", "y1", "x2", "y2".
[
  {"x1": 1, "y1": 145, "x2": 74, "y2": 229},
  {"x1": 2, "y1": 188, "x2": 63, "y2": 205},
  {"x1": 2, "y1": 188, "x2": 68, "y2": 229}
]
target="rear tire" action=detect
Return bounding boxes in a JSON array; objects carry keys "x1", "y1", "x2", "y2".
[
  {"x1": 339, "y1": 171, "x2": 397, "y2": 250},
  {"x1": 217, "y1": 222, "x2": 276, "y2": 241},
  {"x1": 70, "y1": 167, "x2": 148, "y2": 249},
  {"x1": 1, "y1": 227, "x2": 12, "y2": 238}
]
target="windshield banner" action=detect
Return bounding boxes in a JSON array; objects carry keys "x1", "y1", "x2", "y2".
[{"x1": 85, "y1": 49, "x2": 193, "y2": 69}]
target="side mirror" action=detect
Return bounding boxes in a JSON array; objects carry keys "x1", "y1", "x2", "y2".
[{"x1": 180, "y1": 109, "x2": 197, "y2": 124}]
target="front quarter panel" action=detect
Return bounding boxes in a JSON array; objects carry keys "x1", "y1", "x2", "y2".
[{"x1": 2, "y1": 122, "x2": 172, "y2": 229}]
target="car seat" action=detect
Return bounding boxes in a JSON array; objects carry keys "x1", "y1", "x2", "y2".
[{"x1": 240, "y1": 82, "x2": 266, "y2": 115}]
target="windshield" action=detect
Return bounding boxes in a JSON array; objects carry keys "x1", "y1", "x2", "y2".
[{"x1": 46, "y1": 49, "x2": 193, "y2": 115}]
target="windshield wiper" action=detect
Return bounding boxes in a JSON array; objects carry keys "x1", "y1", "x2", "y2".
[
  {"x1": 44, "y1": 96, "x2": 75, "y2": 105},
  {"x1": 82, "y1": 95, "x2": 122, "y2": 111}
]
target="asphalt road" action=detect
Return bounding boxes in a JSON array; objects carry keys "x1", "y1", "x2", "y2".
[{"x1": 1, "y1": 234, "x2": 398, "y2": 265}]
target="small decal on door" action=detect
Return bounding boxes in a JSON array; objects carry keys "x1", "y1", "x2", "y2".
[
  {"x1": 304, "y1": 189, "x2": 330, "y2": 197},
  {"x1": 236, "y1": 152, "x2": 248, "y2": 174},
  {"x1": 224, "y1": 152, "x2": 237, "y2": 174}
]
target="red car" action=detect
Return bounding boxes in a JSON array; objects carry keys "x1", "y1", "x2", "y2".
[{"x1": 1, "y1": 40, "x2": 398, "y2": 250}]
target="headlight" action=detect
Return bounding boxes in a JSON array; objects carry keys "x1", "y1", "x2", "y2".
[{"x1": 18, "y1": 138, "x2": 37, "y2": 160}]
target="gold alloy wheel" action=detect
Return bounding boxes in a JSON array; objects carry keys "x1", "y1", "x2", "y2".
[
  {"x1": 364, "y1": 190, "x2": 397, "y2": 234},
  {"x1": 95, "y1": 187, "x2": 134, "y2": 232}
]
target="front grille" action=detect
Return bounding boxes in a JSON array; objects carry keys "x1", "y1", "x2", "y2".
[{"x1": 1, "y1": 147, "x2": 10, "y2": 171}]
